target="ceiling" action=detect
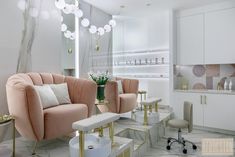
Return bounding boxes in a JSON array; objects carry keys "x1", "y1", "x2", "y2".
[{"x1": 83, "y1": 0, "x2": 230, "y2": 17}]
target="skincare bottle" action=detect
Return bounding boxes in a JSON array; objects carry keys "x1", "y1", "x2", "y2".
[
  {"x1": 224, "y1": 80, "x2": 228, "y2": 90},
  {"x1": 229, "y1": 79, "x2": 233, "y2": 91}
]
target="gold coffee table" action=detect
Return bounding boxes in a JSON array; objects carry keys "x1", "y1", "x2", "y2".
[{"x1": 0, "y1": 115, "x2": 15, "y2": 157}]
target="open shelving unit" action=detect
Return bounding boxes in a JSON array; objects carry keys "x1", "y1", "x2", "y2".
[{"x1": 113, "y1": 48, "x2": 169, "y2": 79}]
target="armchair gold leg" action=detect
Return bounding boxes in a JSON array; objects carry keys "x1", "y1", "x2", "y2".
[
  {"x1": 149, "y1": 105, "x2": 152, "y2": 113},
  {"x1": 144, "y1": 105, "x2": 148, "y2": 126},
  {"x1": 79, "y1": 131, "x2": 85, "y2": 157},
  {"x1": 31, "y1": 142, "x2": 37, "y2": 155},
  {"x1": 12, "y1": 119, "x2": 15, "y2": 157}
]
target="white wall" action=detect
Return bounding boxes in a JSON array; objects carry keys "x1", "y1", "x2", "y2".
[
  {"x1": 0, "y1": 0, "x2": 62, "y2": 141},
  {"x1": 113, "y1": 12, "x2": 170, "y2": 105}
]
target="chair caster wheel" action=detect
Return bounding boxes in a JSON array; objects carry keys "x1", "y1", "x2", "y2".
[
  {"x1": 167, "y1": 139, "x2": 171, "y2": 143},
  {"x1": 193, "y1": 145, "x2": 197, "y2": 150},
  {"x1": 166, "y1": 145, "x2": 171, "y2": 150},
  {"x1": 183, "y1": 148, "x2": 187, "y2": 154}
]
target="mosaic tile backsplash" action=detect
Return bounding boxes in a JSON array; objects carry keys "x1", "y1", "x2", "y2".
[{"x1": 174, "y1": 64, "x2": 235, "y2": 90}]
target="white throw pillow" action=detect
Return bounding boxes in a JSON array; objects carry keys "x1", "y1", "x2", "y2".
[
  {"x1": 34, "y1": 85, "x2": 59, "y2": 109},
  {"x1": 49, "y1": 83, "x2": 72, "y2": 105},
  {"x1": 117, "y1": 80, "x2": 123, "y2": 94}
]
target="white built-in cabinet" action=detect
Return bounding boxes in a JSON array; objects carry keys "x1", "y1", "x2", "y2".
[
  {"x1": 177, "y1": 14, "x2": 204, "y2": 65},
  {"x1": 173, "y1": 92, "x2": 235, "y2": 131},
  {"x1": 205, "y1": 8, "x2": 235, "y2": 64},
  {"x1": 176, "y1": 6, "x2": 235, "y2": 65}
]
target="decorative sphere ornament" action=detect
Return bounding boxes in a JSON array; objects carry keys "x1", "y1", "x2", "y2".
[
  {"x1": 81, "y1": 18, "x2": 90, "y2": 27},
  {"x1": 61, "y1": 24, "x2": 67, "y2": 32},
  {"x1": 64, "y1": 30, "x2": 71, "y2": 38},
  {"x1": 55, "y1": 0, "x2": 66, "y2": 9},
  {"x1": 89, "y1": 25, "x2": 97, "y2": 34},
  {"x1": 62, "y1": 4, "x2": 72, "y2": 14},
  {"x1": 104, "y1": 25, "x2": 111, "y2": 32},
  {"x1": 70, "y1": 32, "x2": 75, "y2": 40},
  {"x1": 109, "y1": 19, "x2": 116, "y2": 27},
  {"x1": 98, "y1": 27, "x2": 105, "y2": 36},
  {"x1": 74, "y1": 9, "x2": 83, "y2": 18}
]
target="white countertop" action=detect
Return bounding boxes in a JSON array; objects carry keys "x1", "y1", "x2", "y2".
[{"x1": 174, "y1": 89, "x2": 235, "y2": 95}]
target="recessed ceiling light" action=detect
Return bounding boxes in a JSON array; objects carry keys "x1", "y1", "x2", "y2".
[
  {"x1": 146, "y1": 3, "x2": 151, "y2": 6},
  {"x1": 120, "y1": 5, "x2": 125, "y2": 8}
]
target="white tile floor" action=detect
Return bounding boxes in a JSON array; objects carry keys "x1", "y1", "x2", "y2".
[{"x1": 0, "y1": 125, "x2": 235, "y2": 157}]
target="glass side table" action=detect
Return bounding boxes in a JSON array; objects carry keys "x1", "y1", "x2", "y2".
[{"x1": 0, "y1": 115, "x2": 15, "y2": 157}]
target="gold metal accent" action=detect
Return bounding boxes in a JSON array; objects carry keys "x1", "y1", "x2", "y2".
[
  {"x1": 149, "y1": 105, "x2": 152, "y2": 113},
  {"x1": 143, "y1": 105, "x2": 148, "y2": 125},
  {"x1": 109, "y1": 122, "x2": 114, "y2": 145},
  {"x1": 12, "y1": 118, "x2": 15, "y2": 157},
  {"x1": 31, "y1": 142, "x2": 37, "y2": 155},
  {"x1": 155, "y1": 101, "x2": 158, "y2": 112},
  {"x1": 67, "y1": 48, "x2": 73, "y2": 54},
  {"x1": 79, "y1": 131, "x2": 85, "y2": 157},
  {"x1": 98, "y1": 126, "x2": 103, "y2": 137}
]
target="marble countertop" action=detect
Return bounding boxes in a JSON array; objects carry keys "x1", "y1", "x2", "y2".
[{"x1": 174, "y1": 89, "x2": 235, "y2": 95}]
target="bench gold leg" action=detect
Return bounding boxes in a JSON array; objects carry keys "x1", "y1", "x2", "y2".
[
  {"x1": 144, "y1": 105, "x2": 148, "y2": 126},
  {"x1": 155, "y1": 102, "x2": 158, "y2": 112},
  {"x1": 109, "y1": 122, "x2": 114, "y2": 145},
  {"x1": 79, "y1": 131, "x2": 85, "y2": 157},
  {"x1": 149, "y1": 105, "x2": 152, "y2": 113},
  {"x1": 98, "y1": 126, "x2": 104, "y2": 137}
]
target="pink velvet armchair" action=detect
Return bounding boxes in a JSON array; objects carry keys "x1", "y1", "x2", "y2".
[
  {"x1": 6, "y1": 73, "x2": 97, "y2": 142},
  {"x1": 104, "y1": 78, "x2": 139, "y2": 113}
]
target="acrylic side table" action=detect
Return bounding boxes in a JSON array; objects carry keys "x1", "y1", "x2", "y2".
[{"x1": 0, "y1": 115, "x2": 15, "y2": 157}]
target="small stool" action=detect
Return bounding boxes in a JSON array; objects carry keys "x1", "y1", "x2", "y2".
[{"x1": 140, "y1": 98, "x2": 162, "y2": 125}]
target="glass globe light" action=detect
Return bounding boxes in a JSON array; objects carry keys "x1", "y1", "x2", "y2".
[
  {"x1": 74, "y1": 9, "x2": 83, "y2": 18},
  {"x1": 64, "y1": 30, "x2": 71, "y2": 38},
  {"x1": 89, "y1": 25, "x2": 97, "y2": 34},
  {"x1": 40, "y1": 11, "x2": 50, "y2": 20},
  {"x1": 17, "y1": 0, "x2": 28, "y2": 11},
  {"x1": 98, "y1": 27, "x2": 105, "y2": 36},
  {"x1": 29, "y1": 8, "x2": 39, "y2": 18},
  {"x1": 62, "y1": 4, "x2": 72, "y2": 14},
  {"x1": 61, "y1": 24, "x2": 67, "y2": 32},
  {"x1": 70, "y1": 32, "x2": 75, "y2": 40},
  {"x1": 104, "y1": 24, "x2": 111, "y2": 32},
  {"x1": 55, "y1": 0, "x2": 66, "y2": 10},
  {"x1": 81, "y1": 18, "x2": 90, "y2": 27},
  {"x1": 109, "y1": 19, "x2": 116, "y2": 27}
]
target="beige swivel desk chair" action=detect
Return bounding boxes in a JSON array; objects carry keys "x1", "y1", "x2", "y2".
[{"x1": 166, "y1": 101, "x2": 197, "y2": 154}]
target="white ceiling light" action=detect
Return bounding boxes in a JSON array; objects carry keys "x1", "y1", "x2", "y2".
[
  {"x1": 81, "y1": 18, "x2": 90, "y2": 27},
  {"x1": 17, "y1": 0, "x2": 28, "y2": 11},
  {"x1": 89, "y1": 25, "x2": 97, "y2": 34},
  {"x1": 74, "y1": 9, "x2": 83, "y2": 18},
  {"x1": 55, "y1": 0, "x2": 66, "y2": 10},
  {"x1": 104, "y1": 25, "x2": 111, "y2": 32},
  {"x1": 61, "y1": 23, "x2": 67, "y2": 32},
  {"x1": 98, "y1": 27, "x2": 105, "y2": 36},
  {"x1": 109, "y1": 19, "x2": 116, "y2": 27}
]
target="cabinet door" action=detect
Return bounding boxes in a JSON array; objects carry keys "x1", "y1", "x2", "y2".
[
  {"x1": 177, "y1": 14, "x2": 204, "y2": 65},
  {"x1": 204, "y1": 94, "x2": 235, "y2": 131},
  {"x1": 172, "y1": 92, "x2": 204, "y2": 126},
  {"x1": 205, "y1": 8, "x2": 235, "y2": 64}
]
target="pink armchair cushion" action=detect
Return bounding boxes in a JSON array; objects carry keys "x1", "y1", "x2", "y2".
[
  {"x1": 44, "y1": 103, "x2": 88, "y2": 140},
  {"x1": 119, "y1": 94, "x2": 137, "y2": 113}
]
